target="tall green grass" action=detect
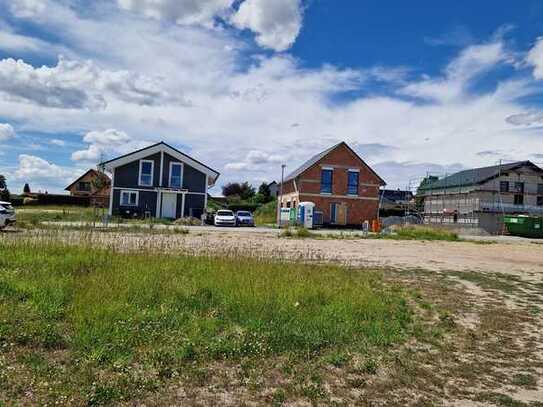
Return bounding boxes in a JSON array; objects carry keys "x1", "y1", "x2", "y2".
[
  {"x1": 386, "y1": 226, "x2": 459, "y2": 241},
  {"x1": 254, "y1": 200, "x2": 277, "y2": 225},
  {"x1": 0, "y1": 239, "x2": 411, "y2": 403}
]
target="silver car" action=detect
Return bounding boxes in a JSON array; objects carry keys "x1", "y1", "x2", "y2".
[
  {"x1": 0, "y1": 201, "x2": 16, "y2": 229},
  {"x1": 236, "y1": 211, "x2": 255, "y2": 227}
]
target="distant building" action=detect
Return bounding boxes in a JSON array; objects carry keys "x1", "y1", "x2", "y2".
[
  {"x1": 268, "y1": 181, "x2": 278, "y2": 198},
  {"x1": 279, "y1": 142, "x2": 385, "y2": 226},
  {"x1": 418, "y1": 161, "x2": 543, "y2": 234},
  {"x1": 65, "y1": 169, "x2": 111, "y2": 207},
  {"x1": 379, "y1": 189, "x2": 415, "y2": 216}
]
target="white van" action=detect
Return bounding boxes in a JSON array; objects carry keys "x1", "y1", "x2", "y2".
[{"x1": 0, "y1": 201, "x2": 16, "y2": 229}]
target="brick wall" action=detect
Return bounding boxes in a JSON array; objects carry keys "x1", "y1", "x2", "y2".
[{"x1": 301, "y1": 194, "x2": 379, "y2": 225}]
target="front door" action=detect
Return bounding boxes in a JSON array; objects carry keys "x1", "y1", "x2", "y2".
[{"x1": 161, "y1": 193, "x2": 177, "y2": 219}]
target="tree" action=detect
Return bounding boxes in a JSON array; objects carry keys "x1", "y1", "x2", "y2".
[
  {"x1": 23, "y1": 183, "x2": 31, "y2": 195},
  {"x1": 222, "y1": 182, "x2": 255, "y2": 201},
  {"x1": 0, "y1": 174, "x2": 9, "y2": 201},
  {"x1": 255, "y1": 182, "x2": 273, "y2": 204}
]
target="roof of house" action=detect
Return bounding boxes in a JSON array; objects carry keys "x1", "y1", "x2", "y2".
[
  {"x1": 380, "y1": 189, "x2": 414, "y2": 202},
  {"x1": 284, "y1": 141, "x2": 386, "y2": 185},
  {"x1": 100, "y1": 141, "x2": 220, "y2": 185},
  {"x1": 419, "y1": 161, "x2": 543, "y2": 191},
  {"x1": 64, "y1": 169, "x2": 110, "y2": 191}
]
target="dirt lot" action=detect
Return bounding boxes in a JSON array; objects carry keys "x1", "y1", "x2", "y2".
[
  {"x1": 2, "y1": 229, "x2": 543, "y2": 405},
  {"x1": 16, "y1": 228, "x2": 541, "y2": 278}
]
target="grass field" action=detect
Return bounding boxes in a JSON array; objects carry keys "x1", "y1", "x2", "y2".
[{"x1": 0, "y1": 238, "x2": 412, "y2": 405}]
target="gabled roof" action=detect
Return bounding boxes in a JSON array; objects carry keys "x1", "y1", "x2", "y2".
[
  {"x1": 380, "y1": 189, "x2": 414, "y2": 202},
  {"x1": 284, "y1": 141, "x2": 386, "y2": 185},
  {"x1": 100, "y1": 141, "x2": 220, "y2": 186},
  {"x1": 65, "y1": 169, "x2": 110, "y2": 191},
  {"x1": 420, "y1": 161, "x2": 543, "y2": 191}
]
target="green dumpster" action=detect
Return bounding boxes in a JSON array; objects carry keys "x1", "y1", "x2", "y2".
[{"x1": 503, "y1": 215, "x2": 543, "y2": 238}]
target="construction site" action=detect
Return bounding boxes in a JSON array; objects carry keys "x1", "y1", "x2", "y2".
[{"x1": 413, "y1": 160, "x2": 543, "y2": 235}]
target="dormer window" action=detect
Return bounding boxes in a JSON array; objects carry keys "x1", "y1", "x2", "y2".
[{"x1": 139, "y1": 160, "x2": 154, "y2": 186}]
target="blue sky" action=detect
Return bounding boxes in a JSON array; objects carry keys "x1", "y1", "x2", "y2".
[{"x1": 1, "y1": 0, "x2": 543, "y2": 194}]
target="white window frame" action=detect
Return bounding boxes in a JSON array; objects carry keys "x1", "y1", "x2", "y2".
[
  {"x1": 169, "y1": 162, "x2": 184, "y2": 189},
  {"x1": 347, "y1": 169, "x2": 360, "y2": 196},
  {"x1": 120, "y1": 190, "x2": 139, "y2": 206},
  {"x1": 139, "y1": 159, "x2": 154, "y2": 187}
]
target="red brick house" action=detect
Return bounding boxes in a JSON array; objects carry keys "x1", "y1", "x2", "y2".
[
  {"x1": 279, "y1": 142, "x2": 386, "y2": 226},
  {"x1": 65, "y1": 169, "x2": 111, "y2": 207}
]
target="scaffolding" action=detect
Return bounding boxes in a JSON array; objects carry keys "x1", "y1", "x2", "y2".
[{"x1": 416, "y1": 159, "x2": 543, "y2": 235}]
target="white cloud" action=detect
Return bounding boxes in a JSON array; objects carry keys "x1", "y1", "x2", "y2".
[
  {"x1": 71, "y1": 129, "x2": 131, "y2": 162},
  {"x1": 14, "y1": 154, "x2": 72, "y2": 181},
  {"x1": 527, "y1": 37, "x2": 543, "y2": 80},
  {"x1": 0, "y1": 56, "x2": 188, "y2": 110},
  {"x1": 117, "y1": 0, "x2": 234, "y2": 27},
  {"x1": 8, "y1": 0, "x2": 47, "y2": 19},
  {"x1": 49, "y1": 138, "x2": 65, "y2": 146},
  {"x1": 400, "y1": 41, "x2": 509, "y2": 102},
  {"x1": 0, "y1": 123, "x2": 15, "y2": 141},
  {"x1": 230, "y1": 0, "x2": 303, "y2": 51}
]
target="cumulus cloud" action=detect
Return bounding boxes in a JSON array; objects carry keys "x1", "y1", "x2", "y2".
[
  {"x1": 527, "y1": 37, "x2": 543, "y2": 80},
  {"x1": 0, "y1": 56, "x2": 187, "y2": 110},
  {"x1": 225, "y1": 149, "x2": 283, "y2": 171},
  {"x1": 49, "y1": 138, "x2": 65, "y2": 146},
  {"x1": 71, "y1": 129, "x2": 131, "y2": 162},
  {"x1": 8, "y1": 0, "x2": 47, "y2": 18},
  {"x1": 0, "y1": 123, "x2": 15, "y2": 141},
  {"x1": 115, "y1": 0, "x2": 304, "y2": 52},
  {"x1": 14, "y1": 154, "x2": 72, "y2": 181},
  {"x1": 117, "y1": 0, "x2": 234, "y2": 26},
  {"x1": 230, "y1": 0, "x2": 303, "y2": 51}
]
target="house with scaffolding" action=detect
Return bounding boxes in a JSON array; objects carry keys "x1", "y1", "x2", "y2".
[{"x1": 418, "y1": 161, "x2": 543, "y2": 234}]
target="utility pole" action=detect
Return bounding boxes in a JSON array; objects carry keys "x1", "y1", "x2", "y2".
[{"x1": 277, "y1": 164, "x2": 286, "y2": 227}]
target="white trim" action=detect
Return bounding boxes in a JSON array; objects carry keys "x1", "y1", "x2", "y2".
[
  {"x1": 348, "y1": 168, "x2": 360, "y2": 173},
  {"x1": 108, "y1": 168, "x2": 115, "y2": 215},
  {"x1": 103, "y1": 143, "x2": 219, "y2": 185},
  {"x1": 181, "y1": 192, "x2": 186, "y2": 218},
  {"x1": 321, "y1": 166, "x2": 334, "y2": 171},
  {"x1": 169, "y1": 161, "x2": 184, "y2": 189},
  {"x1": 155, "y1": 190, "x2": 161, "y2": 218},
  {"x1": 159, "y1": 151, "x2": 164, "y2": 187},
  {"x1": 120, "y1": 190, "x2": 139, "y2": 206},
  {"x1": 139, "y1": 159, "x2": 154, "y2": 187}
]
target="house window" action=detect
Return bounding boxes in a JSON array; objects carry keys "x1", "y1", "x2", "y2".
[
  {"x1": 514, "y1": 194, "x2": 524, "y2": 206},
  {"x1": 139, "y1": 160, "x2": 154, "y2": 186},
  {"x1": 120, "y1": 190, "x2": 138, "y2": 206},
  {"x1": 538, "y1": 184, "x2": 543, "y2": 195},
  {"x1": 347, "y1": 170, "x2": 359, "y2": 195},
  {"x1": 321, "y1": 168, "x2": 333, "y2": 194},
  {"x1": 538, "y1": 196, "x2": 543, "y2": 206},
  {"x1": 169, "y1": 162, "x2": 183, "y2": 188},
  {"x1": 513, "y1": 182, "x2": 524, "y2": 193},
  {"x1": 499, "y1": 181, "x2": 509, "y2": 193},
  {"x1": 77, "y1": 181, "x2": 91, "y2": 192}
]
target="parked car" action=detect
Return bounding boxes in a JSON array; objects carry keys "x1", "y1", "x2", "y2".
[
  {"x1": 236, "y1": 211, "x2": 255, "y2": 227},
  {"x1": 0, "y1": 201, "x2": 16, "y2": 229},
  {"x1": 214, "y1": 210, "x2": 237, "y2": 227}
]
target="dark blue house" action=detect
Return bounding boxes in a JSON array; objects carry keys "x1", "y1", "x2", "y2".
[{"x1": 101, "y1": 141, "x2": 220, "y2": 219}]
